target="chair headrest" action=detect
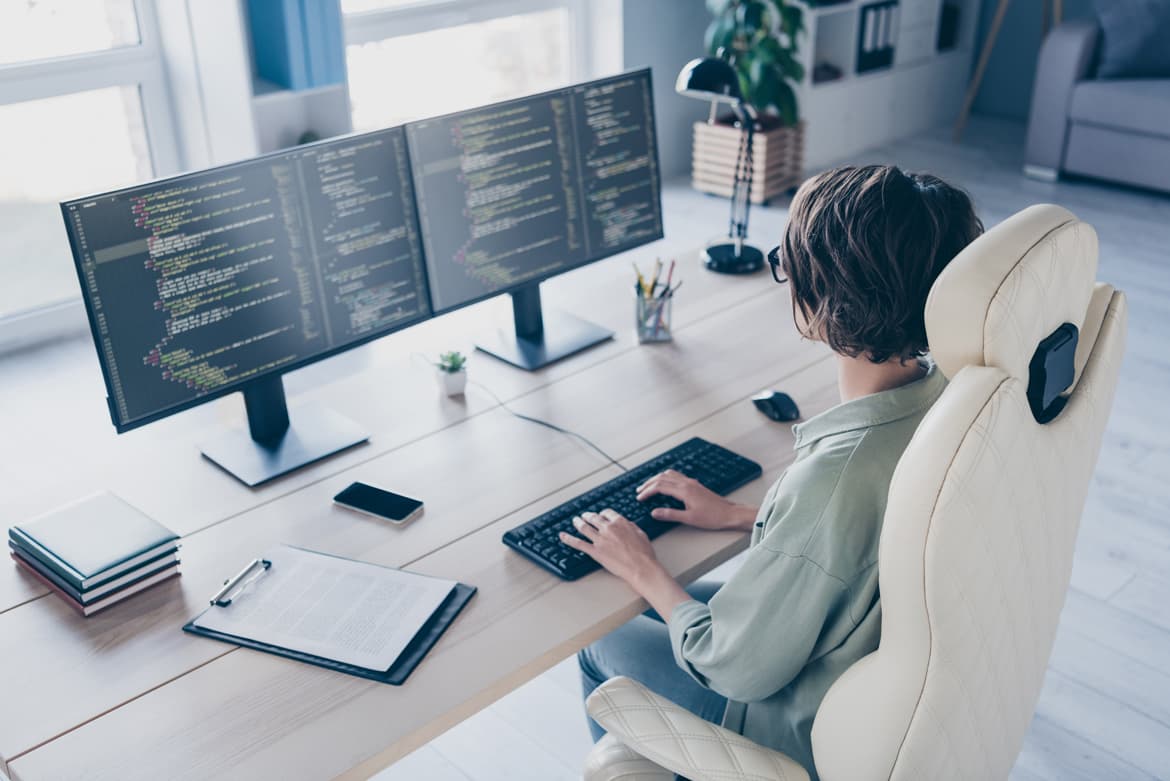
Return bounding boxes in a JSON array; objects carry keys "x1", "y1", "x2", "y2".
[{"x1": 925, "y1": 204, "x2": 1098, "y2": 385}]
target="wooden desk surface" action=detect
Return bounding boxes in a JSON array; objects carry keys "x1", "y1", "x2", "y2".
[{"x1": 0, "y1": 244, "x2": 837, "y2": 781}]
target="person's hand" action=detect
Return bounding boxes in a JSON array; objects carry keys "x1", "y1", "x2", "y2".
[
  {"x1": 636, "y1": 469, "x2": 757, "y2": 531},
  {"x1": 559, "y1": 509, "x2": 664, "y2": 587}
]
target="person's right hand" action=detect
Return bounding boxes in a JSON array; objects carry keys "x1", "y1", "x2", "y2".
[{"x1": 635, "y1": 469, "x2": 758, "y2": 531}]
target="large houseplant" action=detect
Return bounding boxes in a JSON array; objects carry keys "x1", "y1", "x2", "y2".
[
  {"x1": 692, "y1": 0, "x2": 806, "y2": 204},
  {"x1": 705, "y1": 0, "x2": 805, "y2": 125}
]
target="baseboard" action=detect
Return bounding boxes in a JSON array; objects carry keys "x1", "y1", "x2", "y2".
[{"x1": 1023, "y1": 164, "x2": 1059, "y2": 182}]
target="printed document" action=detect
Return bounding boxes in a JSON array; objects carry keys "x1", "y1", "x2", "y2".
[{"x1": 194, "y1": 545, "x2": 456, "y2": 671}]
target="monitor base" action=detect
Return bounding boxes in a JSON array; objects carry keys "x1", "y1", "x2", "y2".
[
  {"x1": 476, "y1": 309, "x2": 614, "y2": 371},
  {"x1": 201, "y1": 403, "x2": 368, "y2": 487}
]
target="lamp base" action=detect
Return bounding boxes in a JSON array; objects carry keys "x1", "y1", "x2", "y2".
[{"x1": 703, "y1": 243, "x2": 765, "y2": 275}]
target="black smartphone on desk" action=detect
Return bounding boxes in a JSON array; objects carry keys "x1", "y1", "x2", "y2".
[{"x1": 333, "y1": 482, "x2": 424, "y2": 525}]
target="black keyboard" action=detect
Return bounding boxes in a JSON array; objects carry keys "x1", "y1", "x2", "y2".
[{"x1": 502, "y1": 437, "x2": 762, "y2": 580}]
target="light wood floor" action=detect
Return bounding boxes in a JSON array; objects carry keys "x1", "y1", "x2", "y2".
[{"x1": 372, "y1": 116, "x2": 1170, "y2": 781}]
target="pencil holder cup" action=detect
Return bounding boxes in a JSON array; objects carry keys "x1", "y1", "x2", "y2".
[{"x1": 635, "y1": 292, "x2": 673, "y2": 343}]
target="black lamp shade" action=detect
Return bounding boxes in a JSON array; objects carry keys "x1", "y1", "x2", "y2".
[{"x1": 675, "y1": 57, "x2": 741, "y2": 105}]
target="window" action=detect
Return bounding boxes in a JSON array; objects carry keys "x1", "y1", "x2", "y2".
[
  {"x1": 0, "y1": 0, "x2": 179, "y2": 334},
  {"x1": 0, "y1": 0, "x2": 140, "y2": 65},
  {"x1": 343, "y1": 0, "x2": 583, "y2": 132}
]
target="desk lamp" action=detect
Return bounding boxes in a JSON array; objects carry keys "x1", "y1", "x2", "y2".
[{"x1": 676, "y1": 56, "x2": 765, "y2": 274}]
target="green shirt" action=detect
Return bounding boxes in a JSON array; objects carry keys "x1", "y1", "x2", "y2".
[{"x1": 668, "y1": 365, "x2": 946, "y2": 779}]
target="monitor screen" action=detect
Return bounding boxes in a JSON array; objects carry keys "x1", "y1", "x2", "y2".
[
  {"x1": 63, "y1": 127, "x2": 430, "y2": 431},
  {"x1": 406, "y1": 69, "x2": 663, "y2": 313}
]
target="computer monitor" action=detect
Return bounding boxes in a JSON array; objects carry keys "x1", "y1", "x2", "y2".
[
  {"x1": 406, "y1": 69, "x2": 663, "y2": 369},
  {"x1": 62, "y1": 127, "x2": 430, "y2": 486}
]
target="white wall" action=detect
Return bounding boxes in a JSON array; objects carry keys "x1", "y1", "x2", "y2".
[
  {"x1": 621, "y1": 0, "x2": 712, "y2": 179},
  {"x1": 156, "y1": 0, "x2": 258, "y2": 168},
  {"x1": 968, "y1": 0, "x2": 1095, "y2": 120}
]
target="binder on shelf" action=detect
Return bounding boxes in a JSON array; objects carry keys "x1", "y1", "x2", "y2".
[
  {"x1": 937, "y1": 2, "x2": 961, "y2": 51},
  {"x1": 249, "y1": 0, "x2": 311, "y2": 90},
  {"x1": 319, "y1": 0, "x2": 347, "y2": 85},
  {"x1": 183, "y1": 545, "x2": 476, "y2": 685},
  {"x1": 248, "y1": 0, "x2": 345, "y2": 91},
  {"x1": 301, "y1": 0, "x2": 346, "y2": 87},
  {"x1": 857, "y1": 1, "x2": 898, "y2": 74}
]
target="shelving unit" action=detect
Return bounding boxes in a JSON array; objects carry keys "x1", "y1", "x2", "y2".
[
  {"x1": 242, "y1": 0, "x2": 351, "y2": 154},
  {"x1": 245, "y1": 1, "x2": 979, "y2": 167},
  {"x1": 791, "y1": 0, "x2": 980, "y2": 167},
  {"x1": 811, "y1": 7, "x2": 856, "y2": 82},
  {"x1": 250, "y1": 78, "x2": 353, "y2": 154}
]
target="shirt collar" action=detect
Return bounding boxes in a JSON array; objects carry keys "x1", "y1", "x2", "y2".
[{"x1": 792, "y1": 363, "x2": 946, "y2": 449}]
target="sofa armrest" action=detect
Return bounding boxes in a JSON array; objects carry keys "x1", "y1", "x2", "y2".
[
  {"x1": 586, "y1": 677, "x2": 810, "y2": 781},
  {"x1": 1024, "y1": 20, "x2": 1101, "y2": 177}
]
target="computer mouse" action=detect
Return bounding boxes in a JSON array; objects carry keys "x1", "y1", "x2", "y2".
[{"x1": 752, "y1": 390, "x2": 801, "y2": 422}]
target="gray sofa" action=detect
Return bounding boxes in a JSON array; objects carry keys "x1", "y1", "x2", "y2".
[{"x1": 1024, "y1": 20, "x2": 1170, "y2": 193}]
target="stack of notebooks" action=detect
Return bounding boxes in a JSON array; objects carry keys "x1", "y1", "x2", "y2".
[{"x1": 8, "y1": 493, "x2": 180, "y2": 616}]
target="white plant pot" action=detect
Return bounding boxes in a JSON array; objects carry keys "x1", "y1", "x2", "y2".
[{"x1": 439, "y1": 369, "x2": 467, "y2": 397}]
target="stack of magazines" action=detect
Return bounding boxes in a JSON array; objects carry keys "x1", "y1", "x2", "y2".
[{"x1": 8, "y1": 493, "x2": 180, "y2": 616}]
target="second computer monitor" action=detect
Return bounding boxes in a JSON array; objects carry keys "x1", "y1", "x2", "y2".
[
  {"x1": 63, "y1": 126, "x2": 430, "y2": 484},
  {"x1": 406, "y1": 69, "x2": 663, "y2": 368}
]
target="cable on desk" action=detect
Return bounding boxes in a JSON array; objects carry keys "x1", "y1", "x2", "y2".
[
  {"x1": 410, "y1": 351, "x2": 627, "y2": 471},
  {"x1": 468, "y1": 380, "x2": 628, "y2": 472}
]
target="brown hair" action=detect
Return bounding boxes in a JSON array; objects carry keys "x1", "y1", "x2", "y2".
[{"x1": 781, "y1": 165, "x2": 983, "y2": 363}]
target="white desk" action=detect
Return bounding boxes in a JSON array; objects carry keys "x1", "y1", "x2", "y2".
[{"x1": 0, "y1": 242, "x2": 837, "y2": 781}]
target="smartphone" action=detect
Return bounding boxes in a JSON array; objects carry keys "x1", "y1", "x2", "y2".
[{"x1": 333, "y1": 482, "x2": 424, "y2": 525}]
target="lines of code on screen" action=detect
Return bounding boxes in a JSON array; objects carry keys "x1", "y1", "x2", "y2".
[
  {"x1": 408, "y1": 71, "x2": 662, "y2": 312},
  {"x1": 65, "y1": 127, "x2": 429, "y2": 427}
]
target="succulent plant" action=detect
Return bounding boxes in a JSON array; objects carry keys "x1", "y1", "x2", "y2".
[{"x1": 435, "y1": 351, "x2": 467, "y2": 373}]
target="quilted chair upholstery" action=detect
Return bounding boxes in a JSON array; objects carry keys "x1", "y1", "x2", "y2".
[{"x1": 584, "y1": 204, "x2": 1127, "y2": 781}]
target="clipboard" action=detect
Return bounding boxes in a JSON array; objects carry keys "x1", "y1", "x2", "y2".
[
  {"x1": 183, "y1": 583, "x2": 476, "y2": 685},
  {"x1": 182, "y1": 547, "x2": 476, "y2": 685}
]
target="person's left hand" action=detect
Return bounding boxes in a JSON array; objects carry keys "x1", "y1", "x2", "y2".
[{"x1": 560, "y1": 508, "x2": 663, "y2": 587}]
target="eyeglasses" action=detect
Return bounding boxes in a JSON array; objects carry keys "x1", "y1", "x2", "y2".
[{"x1": 767, "y1": 246, "x2": 788, "y2": 284}]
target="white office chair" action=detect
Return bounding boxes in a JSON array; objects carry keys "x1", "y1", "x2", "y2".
[{"x1": 582, "y1": 204, "x2": 1127, "y2": 781}]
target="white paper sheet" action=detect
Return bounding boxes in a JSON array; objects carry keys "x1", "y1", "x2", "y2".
[{"x1": 194, "y1": 545, "x2": 456, "y2": 672}]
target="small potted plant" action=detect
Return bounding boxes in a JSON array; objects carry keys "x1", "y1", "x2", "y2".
[
  {"x1": 435, "y1": 351, "x2": 468, "y2": 396},
  {"x1": 692, "y1": 0, "x2": 805, "y2": 204}
]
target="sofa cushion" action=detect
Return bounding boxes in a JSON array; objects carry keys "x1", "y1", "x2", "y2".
[
  {"x1": 1069, "y1": 79, "x2": 1170, "y2": 139},
  {"x1": 1092, "y1": 0, "x2": 1170, "y2": 78}
]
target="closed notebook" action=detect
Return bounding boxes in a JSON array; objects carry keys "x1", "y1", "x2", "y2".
[
  {"x1": 13, "y1": 553, "x2": 181, "y2": 617},
  {"x1": 8, "y1": 492, "x2": 179, "y2": 591},
  {"x1": 9, "y1": 543, "x2": 178, "y2": 604}
]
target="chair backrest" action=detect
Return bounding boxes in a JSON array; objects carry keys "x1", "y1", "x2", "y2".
[{"x1": 808, "y1": 205, "x2": 1127, "y2": 781}]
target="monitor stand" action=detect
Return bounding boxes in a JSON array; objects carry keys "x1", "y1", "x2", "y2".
[
  {"x1": 200, "y1": 376, "x2": 368, "y2": 487},
  {"x1": 475, "y1": 283, "x2": 613, "y2": 371}
]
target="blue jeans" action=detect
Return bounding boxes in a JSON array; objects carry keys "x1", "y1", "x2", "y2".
[{"x1": 578, "y1": 581, "x2": 727, "y2": 742}]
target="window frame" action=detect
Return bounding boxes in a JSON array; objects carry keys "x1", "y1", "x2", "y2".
[{"x1": 0, "y1": 0, "x2": 182, "y2": 353}]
